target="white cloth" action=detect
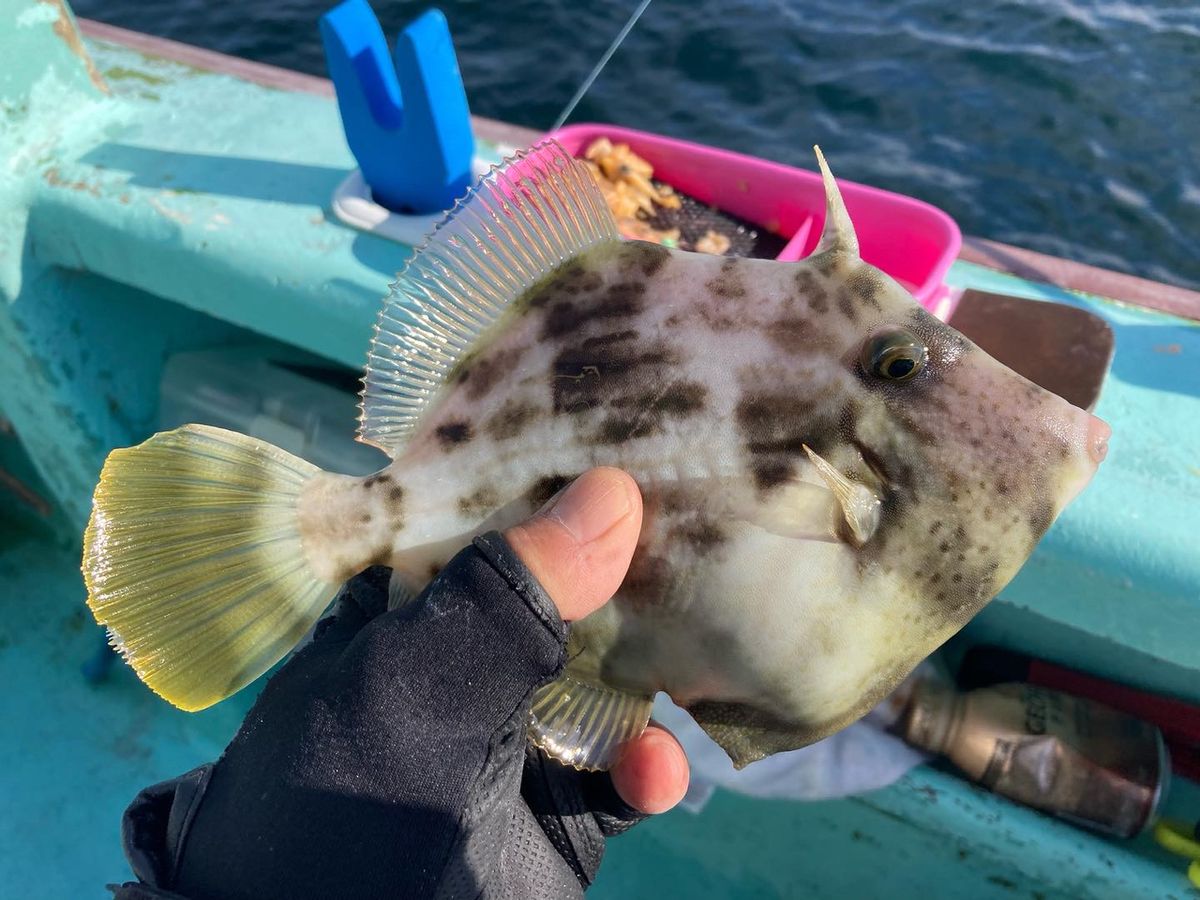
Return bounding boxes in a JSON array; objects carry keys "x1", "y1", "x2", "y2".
[{"x1": 652, "y1": 687, "x2": 929, "y2": 812}]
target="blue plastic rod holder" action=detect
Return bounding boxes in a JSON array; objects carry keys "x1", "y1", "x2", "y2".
[{"x1": 320, "y1": 1, "x2": 475, "y2": 215}]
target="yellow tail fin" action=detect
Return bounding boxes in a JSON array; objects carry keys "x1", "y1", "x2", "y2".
[{"x1": 83, "y1": 424, "x2": 339, "y2": 711}]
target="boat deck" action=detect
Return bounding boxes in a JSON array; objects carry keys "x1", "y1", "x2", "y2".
[{"x1": 2, "y1": 7, "x2": 1199, "y2": 897}]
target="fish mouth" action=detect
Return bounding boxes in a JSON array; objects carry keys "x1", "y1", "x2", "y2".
[
  {"x1": 1088, "y1": 414, "x2": 1111, "y2": 465},
  {"x1": 1058, "y1": 411, "x2": 1111, "y2": 510}
]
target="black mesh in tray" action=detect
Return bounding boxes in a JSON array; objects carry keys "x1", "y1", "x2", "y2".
[{"x1": 642, "y1": 180, "x2": 789, "y2": 260}]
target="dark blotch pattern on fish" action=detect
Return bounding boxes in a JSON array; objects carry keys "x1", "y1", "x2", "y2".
[
  {"x1": 618, "y1": 241, "x2": 671, "y2": 278},
  {"x1": 595, "y1": 415, "x2": 660, "y2": 444},
  {"x1": 526, "y1": 474, "x2": 573, "y2": 509},
  {"x1": 750, "y1": 459, "x2": 795, "y2": 491},
  {"x1": 551, "y1": 337, "x2": 678, "y2": 416},
  {"x1": 542, "y1": 281, "x2": 646, "y2": 339},
  {"x1": 765, "y1": 316, "x2": 813, "y2": 351},
  {"x1": 814, "y1": 254, "x2": 841, "y2": 277},
  {"x1": 486, "y1": 399, "x2": 540, "y2": 441},
  {"x1": 836, "y1": 287, "x2": 858, "y2": 322},
  {"x1": 593, "y1": 380, "x2": 708, "y2": 444},
  {"x1": 656, "y1": 484, "x2": 697, "y2": 516},
  {"x1": 528, "y1": 260, "x2": 603, "y2": 308},
  {"x1": 735, "y1": 389, "x2": 840, "y2": 491},
  {"x1": 611, "y1": 380, "x2": 708, "y2": 415},
  {"x1": 386, "y1": 484, "x2": 405, "y2": 528},
  {"x1": 620, "y1": 549, "x2": 675, "y2": 612},
  {"x1": 795, "y1": 269, "x2": 830, "y2": 314},
  {"x1": 582, "y1": 329, "x2": 639, "y2": 350},
  {"x1": 705, "y1": 258, "x2": 747, "y2": 300},
  {"x1": 363, "y1": 472, "x2": 392, "y2": 489},
  {"x1": 847, "y1": 269, "x2": 883, "y2": 310},
  {"x1": 645, "y1": 483, "x2": 731, "y2": 554},
  {"x1": 669, "y1": 517, "x2": 728, "y2": 552},
  {"x1": 699, "y1": 306, "x2": 740, "y2": 332},
  {"x1": 736, "y1": 393, "x2": 816, "y2": 456},
  {"x1": 435, "y1": 420, "x2": 473, "y2": 449},
  {"x1": 458, "y1": 485, "x2": 500, "y2": 518},
  {"x1": 457, "y1": 345, "x2": 524, "y2": 402},
  {"x1": 1027, "y1": 498, "x2": 1055, "y2": 543}
]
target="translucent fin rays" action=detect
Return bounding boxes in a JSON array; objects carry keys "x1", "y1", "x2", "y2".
[
  {"x1": 359, "y1": 140, "x2": 620, "y2": 455},
  {"x1": 82, "y1": 424, "x2": 338, "y2": 711}
]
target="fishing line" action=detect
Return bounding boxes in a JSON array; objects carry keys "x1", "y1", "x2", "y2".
[{"x1": 550, "y1": 0, "x2": 654, "y2": 132}]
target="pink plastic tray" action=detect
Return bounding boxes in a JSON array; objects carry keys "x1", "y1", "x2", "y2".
[{"x1": 549, "y1": 123, "x2": 962, "y2": 317}]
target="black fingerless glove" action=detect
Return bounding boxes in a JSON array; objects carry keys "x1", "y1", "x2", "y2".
[{"x1": 112, "y1": 532, "x2": 646, "y2": 900}]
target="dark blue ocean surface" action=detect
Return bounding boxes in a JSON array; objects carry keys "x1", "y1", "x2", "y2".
[{"x1": 73, "y1": 0, "x2": 1200, "y2": 290}]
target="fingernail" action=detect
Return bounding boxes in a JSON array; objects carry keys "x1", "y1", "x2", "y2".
[{"x1": 545, "y1": 470, "x2": 633, "y2": 545}]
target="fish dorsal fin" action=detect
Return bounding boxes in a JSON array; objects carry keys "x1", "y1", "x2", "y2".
[
  {"x1": 359, "y1": 140, "x2": 620, "y2": 454},
  {"x1": 812, "y1": 146, "x2": 860, "y2": 258}
]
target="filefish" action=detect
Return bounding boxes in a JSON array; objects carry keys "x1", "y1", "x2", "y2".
[{"x1": 83, "y1": 141, "x2": 1109, "y2": 770}]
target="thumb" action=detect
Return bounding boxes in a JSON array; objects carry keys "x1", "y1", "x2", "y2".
[{"x1": 504, "y1": 468, "x2": 643, "y2": 621}]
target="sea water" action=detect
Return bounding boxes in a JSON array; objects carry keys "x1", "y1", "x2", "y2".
[{"x1": 73, "y1": 0, "x2": 1200, "y2": 291}]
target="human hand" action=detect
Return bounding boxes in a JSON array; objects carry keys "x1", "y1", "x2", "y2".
[
  {"x1": 114, "y1": 468, "x2": 688, "y2": 900},
  {"x1": 505, "y1": 466, "x2": 690, "y2": 815}
]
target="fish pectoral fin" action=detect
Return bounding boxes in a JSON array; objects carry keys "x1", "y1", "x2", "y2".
[
  {"x1": 529, "y1": 671, "x2": 654, "y2": 772},
  {"x1": 802, "y1": 445, "x2": 881, "y2": 546},
  {"x1": 739, "y1": 477, "x2": 843, "y2": 542},
  {"x1": 735, "y1": 451, "x2": 881, "y2": 545}
]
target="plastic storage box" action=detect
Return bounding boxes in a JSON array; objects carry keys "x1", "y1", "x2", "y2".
[
  {"x1": 158, "y1": 345, "x2": 388, "y2": 476},
  {"x1": 550, "y1": 123, "x2": 962, "y2": 318}
]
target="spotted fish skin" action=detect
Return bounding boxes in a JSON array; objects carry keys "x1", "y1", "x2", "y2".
[
  {"x1": 83, "y1": 142, "x2": 1106, "y2": 759},
  {"x1": 300, "y1": 238, "x2": 1105, "y2": 765}
]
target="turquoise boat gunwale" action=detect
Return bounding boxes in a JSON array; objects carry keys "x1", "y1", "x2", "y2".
[{"x1": 76, "y1": 16, "x2": 1200, "y2": 325}]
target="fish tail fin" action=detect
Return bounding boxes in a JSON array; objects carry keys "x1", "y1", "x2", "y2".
[{"x1": 83, "y1": 424, "x2": 339, "y2": 711}]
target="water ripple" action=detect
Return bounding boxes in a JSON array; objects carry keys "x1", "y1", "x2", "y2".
[{"x1": 73, "y1": 0, "x2": 1200, "y2": 290}]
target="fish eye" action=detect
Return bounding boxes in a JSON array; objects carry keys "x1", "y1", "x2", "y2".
[{"x1": 860, "y1": 326, "x2": 927, "y2": 382}]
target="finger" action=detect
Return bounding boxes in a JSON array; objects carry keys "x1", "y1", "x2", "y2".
[
  {"x1": 610, "y1": 722, "x2": 690, "y2": 815},
  {"x1": 504, "y1": 468, "x2": 642, "y2": 621}
]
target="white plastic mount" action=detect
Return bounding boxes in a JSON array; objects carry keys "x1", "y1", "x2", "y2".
[{"x1": 329, "y1": 151, "x2": 515, "y2": 246}]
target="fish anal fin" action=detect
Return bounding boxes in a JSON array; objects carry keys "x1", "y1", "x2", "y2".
[
  {"x1": 387, "y1": 570, "x2": 419, "y2": 610},
  {"x1": 359, "y1": 140, "x2": 619, "y2": 456},
  {"x1": 529, "y1": 671, "x2": 654, "y2": 772}
]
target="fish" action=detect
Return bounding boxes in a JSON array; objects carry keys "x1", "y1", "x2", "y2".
[{"x1": 82, "y1": 140, "x2": 1110, "y2": 771}]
